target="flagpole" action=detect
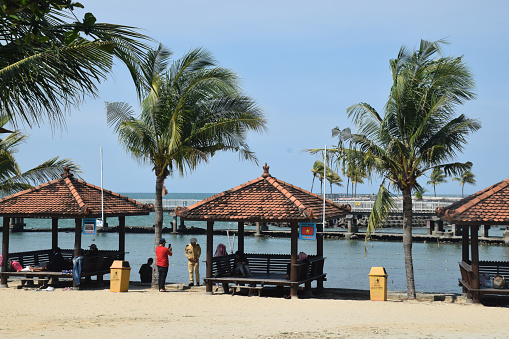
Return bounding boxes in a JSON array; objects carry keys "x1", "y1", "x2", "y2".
[
  {"x1": 100, "y1": 147, "x2": 104, "y2": 226},
  {"x1": 323, "y1": 145, "x2": 326, "y2": 229}
]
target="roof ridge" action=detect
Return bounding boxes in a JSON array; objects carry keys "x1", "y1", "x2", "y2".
[
  {"x1": 454, "y1": 179, "x2": 509, "y2": 216},
  {"x1": 64, "y1": 177, "x2": 89, "y2": 213},
  {"x1": 266, "y1": 177, "x2": 313, "y2": 219},
  {"x1": 77, "y1": 180, "x2": 147, "y2": 207}
]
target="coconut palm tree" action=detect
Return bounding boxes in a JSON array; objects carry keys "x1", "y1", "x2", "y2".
[
  {"x1": 0, "y1": 1, "x2": 149, "y2": 128},
  {"x1": 427, "y1": 168, "x2": 448, "y2": 197},
  {"x1": 310, "y1": 161, "x2": 324, "y2": 193},
  {"x1": 326, "y1": 170, "x2": 343, "y2": 195},
  {"x1": 106, "y1": 46, "x2": 266, "y2": 288},
  {"x1": 0, "y1": 116, "x2": 81, "y2": 194},
  {"x1": 452, "y1": 170, "x2": 476, "y2": 197},
  {"x1": 345, "y1": 39, "x2": 480, "y2": 298}
]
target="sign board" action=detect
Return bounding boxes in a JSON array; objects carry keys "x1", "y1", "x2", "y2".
[
  {"x1": 299, "y1": 222, "x2": 316, "y2": 240},
  {"x1": 83, "y1": 218, "x2": 96, "y2": 235}
]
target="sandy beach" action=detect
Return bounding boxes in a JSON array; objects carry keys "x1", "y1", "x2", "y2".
[{"x1": 0, "y1": 282, "x2": 507, "y2": 338}]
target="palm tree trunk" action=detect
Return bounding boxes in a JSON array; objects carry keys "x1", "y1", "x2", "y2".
[
  {"x1": 152, "y1": 173, "x2": 165, "y2": 288},
  {"x1": 402, "y1": 187, "x2": 416, "y2": 298},
  {"x1": 346, "y1": 178, "x2": 350, "y2": 197},
  {"x1": 311, "y1": 177, "x2": 315, "y2": 193}
]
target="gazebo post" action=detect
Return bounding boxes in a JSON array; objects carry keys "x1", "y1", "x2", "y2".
[
  {"x1": 1, "y1": 217, "x2": 10, "y2": 287},
  {"x1": 238, "y1": 221, "x2": 244, "y2": 254},
  {"x1": 471, "y1": 225, "x2": 480, "y2": 303},
  {"x1": 52, "y1": 218, "x2": 58, "y2": 250},
  {"x1": 290, "y1": 221, "x2": 298, "y2": 297},
  {"x1": 206, "y1": 220, "x2": 214, "y2": 293},
  {"x1": 316, "y1": 221, "x2": 324, "y2": 292},
  {"x1": 119, "y1": 216, "x2": 126, "y2": 260},
  {"x1": 461, "y1": 225, "x2": 469, "y2": 263},
  {"x1": 73, "y1": 218, "x2": 82, "y2": 288}
]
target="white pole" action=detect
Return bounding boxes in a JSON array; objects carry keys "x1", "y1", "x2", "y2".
[
  {"x1": 323, "y1": 145, "x2": 326, "y2": 229},
  {"x1": 100, "y1": 147, "x2": 104, "y2": 226}
]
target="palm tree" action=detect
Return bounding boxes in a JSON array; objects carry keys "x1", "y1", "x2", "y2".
[
  {"x1": 106, "y1": 46, "x2": 266, "y2": 288},
  {"x1": 452, "y1": 170, "x2": 476, "y2": 197},
  {"x1": 0, "y1": 2, "x2": 149, "y2": 128},
  {"x1": 427, "y1": 168, "x2": 448, "y2": 197},
  {"x1": 0, "y1": 116, "x2": 81, "y2": 194},
  {"x1": 326, "y1": 170, "x2": 343, "y2": 195},
  {"x1": 310, "y1": 161, "x2": 324, "y2": 193},
  {"x1": 345, "y1": 39, "x2": 480, "y2": 298}
]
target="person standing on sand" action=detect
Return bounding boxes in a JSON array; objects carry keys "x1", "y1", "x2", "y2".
[
  {"x1": 155, "y1": 238, "x2": 172, "y2": 292},
  {"x1": 185, "y1": 237, "x2": 201, "y2": 286}
]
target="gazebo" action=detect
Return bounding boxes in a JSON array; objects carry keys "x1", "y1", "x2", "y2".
[
  {"x1": 175, "y1": 164, "x2": 351, "y2": 297},
  {"x1": 436, "y1": 178, "x2": 509, "y2": 303},
  {"x1": 0, "y1": 167, "x2": 153, "y2": 288}
]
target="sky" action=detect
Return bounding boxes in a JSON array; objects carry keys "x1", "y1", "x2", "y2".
[{"x1": 12, "y1": 0, "x2": 509, "y2": 196}]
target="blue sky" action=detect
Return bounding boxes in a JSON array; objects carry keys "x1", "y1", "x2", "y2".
[{"x1": 13, "y1": 1, "x2": 509, "y2": 196}]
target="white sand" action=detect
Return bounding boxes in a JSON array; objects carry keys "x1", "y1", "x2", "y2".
[{"x1": 0, "y1": 283, "x2": 507, "y2": 338}]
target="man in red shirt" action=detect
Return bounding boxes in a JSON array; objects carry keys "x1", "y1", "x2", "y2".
[{"x1": 155, "y1": 238, "x2": 172, "y2": 292}]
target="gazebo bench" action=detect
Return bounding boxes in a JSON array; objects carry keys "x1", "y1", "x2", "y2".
[
  {"x1": 205, "y1": 254, "x2": 326, "y2": 296},
  {"x1": 459, "y1": 261, "x2": 509, "y2": 299}
]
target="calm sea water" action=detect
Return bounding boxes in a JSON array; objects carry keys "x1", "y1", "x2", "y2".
[{"x1": 3, "y1": 192, "x2": 509, "y2": 293}]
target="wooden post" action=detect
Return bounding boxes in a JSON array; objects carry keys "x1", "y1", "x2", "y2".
[
  {"x1": 52, "y1": 218, "x2": 58, "y2": 250},
  {"x1": 238, "y1": 221, "x2": 244, "y2": 254},
  {"x1": 119, "y1": 216, "x2": 125, "y2": 260},
  {"x1": 206, "y1": 220, "x2": 214, "y2": 293},
  {"x1": 316, "y1": 221, "x2": 324, "y2": 291},
  {"x1": 461, "y1": 225, "x2": 469, "y2": 263},
  {"x1": 74, "y1": 218, "x2": 82, "y2": 288},
  {"x1": 1, "y1": 217, "x2": 10, "y2": 287},
  {"x1": 471, "y1": 225, "x2": 480, "y2": 303},
  {"x1": 290, "y1": 221, "x2": 298, "y2": 297}
]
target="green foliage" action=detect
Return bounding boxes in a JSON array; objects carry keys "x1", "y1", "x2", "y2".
[{"x1": 452, "y1": 169, "x2": 476, "y2": 197}]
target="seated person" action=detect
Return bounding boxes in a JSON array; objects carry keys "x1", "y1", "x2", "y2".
[
  {"x1": 139, "y1": 258, "x2": 153, "y2": 283},
  {"x1": 233, "y1": 251, "x2": 252, "y2": 277},
  {"x1": 86, "y1": 244, "x2": 99, "y2": 257},
  {"x1": 285, "y1": 252, "x2": 309, "y2": 279}
]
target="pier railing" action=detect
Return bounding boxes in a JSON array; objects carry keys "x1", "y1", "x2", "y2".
[
  {"x1": 136, "y1": 199, "x2": 200, "y2": 211},
  {"x1": 335, "y1": 198, "x2": 460, "y2": 214}
]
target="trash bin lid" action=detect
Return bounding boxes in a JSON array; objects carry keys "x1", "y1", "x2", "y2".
[
  {"x1": 110, "y1": 260, "x2": 131, "y2": 269},
  {"x1": 368, "y1": 266, "x2": 387, "y2": 276}
]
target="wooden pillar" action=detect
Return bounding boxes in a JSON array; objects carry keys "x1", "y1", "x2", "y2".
[
  {"x1": 1, "y1": 217, "x2": 10, "y2": 287},
  {"x1": 73, "y1": 218, "x2": 82, "y2": 288},
  {"x1": 290, "y1": 221, "x2": 298, "y2": 297},
  {"x1": 471, "y1": 225, "x2": 480, "y2": 303},
  {"x1": 52, "y1": 218, "x2": 58, "y2": 250},
  {"x1": 119, "y1": 216, "x2": 125, "y2": 260},
  {"x1": 461, "y1": 225, "x2": 469, "y2": 263},
  {"x1": 317, "y1": 221, "x2": 324, "y2": 291},
  {"x1": 238, "y1": 221, "x2": 244, "y2": 254},
  {"x1": 206, "y1": 220, "x2": 214, "y2": 293}
]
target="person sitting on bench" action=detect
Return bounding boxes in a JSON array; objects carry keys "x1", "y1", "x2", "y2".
[{"x1": 233, "y1": 251, "x2": 252, "y2": 277}]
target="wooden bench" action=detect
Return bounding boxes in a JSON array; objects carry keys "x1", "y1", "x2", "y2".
[
  {"x1": 231, "y1": 284, "x2": 265, "y2": 296},
  {"x1": 458, "y1": 261, "x2": 509, "y2": 302},
  {"x1": 0, "y1": 249, "x2": 122, "y2": 287},
  {"x1": 204, "y1": 254, "x2": 326, "y2": 295}
]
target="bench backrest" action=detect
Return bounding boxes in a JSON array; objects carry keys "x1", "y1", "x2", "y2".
[{"x1": 479, "y1": 261, "x2": 509, "y2": 279}]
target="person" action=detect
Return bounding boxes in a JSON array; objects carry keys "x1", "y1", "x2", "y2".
[
  {"x1": 155, "y1": 238, "x2": 172, "y2": 292},
  {"x1": 86, "y1": 244, "x2": 99, "y2": 257},
  {"x1": 233, "y1": 250, "x2": 251, "y2": 277},
  {"x1": 139, "y1": 258, "x2": 153, "y2": 283},
  {"x1": 184, "y1": 237, "x2": 201, "y2": 286},
  {"x1": 213, "y1": 243, "x2": 228, "y2": 292},
  {"x1": 285, "y1": 252, "x2": 309, "y2": 279}
]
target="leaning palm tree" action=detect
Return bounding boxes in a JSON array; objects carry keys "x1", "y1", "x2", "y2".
[
  {"x1": 326, "y1": 170, "x2": 343, "y2": 195},
  {"x1": 106, "y1": 46, "x2": 266, "y2": 288},
  {"x1": 427, "y1": 168, "x2": 448, "y2": 197},
  {"x1": 310, "y1": 161, "x2": 324, "y2": 193},
  {"x1": 0, "y1": 2, "x2": 149, "y2": 128},
  {"x1": 0, "y1": 116, "x2": 81, "y2": 194},
  {"x1": 452, "y1": 170, "x2": 476, "y2": 197},
  {"x1": 344, "y1": 39, "x2": 480, "y2": 298}
]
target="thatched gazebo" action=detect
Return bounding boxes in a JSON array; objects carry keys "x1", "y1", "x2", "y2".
[
  {"x1": 0, "y1": 167, "x2": 153, "y2": 288},
  {"x1": 436, "y1": 178, "x2": 509, "y2": 303},
  {"x1": 176, "y1": 164, "x2": 351, "y2": 297}
]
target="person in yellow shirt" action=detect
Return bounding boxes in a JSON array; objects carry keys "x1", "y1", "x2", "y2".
[{"x1": 184, "y1": 237, "x2": 201, "y2": 286}]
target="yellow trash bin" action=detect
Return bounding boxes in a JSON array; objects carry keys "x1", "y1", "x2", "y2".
[
  {"x1": 369, "y1": 267, "x2": 388, "y2": 301},
  {"x1": 110, "y1": 260, "x2": 131, "y2": 292}
]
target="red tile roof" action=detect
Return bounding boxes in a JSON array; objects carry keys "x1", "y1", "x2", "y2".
[
  {"x1": 0, "y1": 167, "x2": 153, "y2": 218},
  {"x1": 175, "y1": 164, "x2": 351, "y2": 222},
  {"x1": 436, "y1": 178, "x2": 509, "y2": 225}
]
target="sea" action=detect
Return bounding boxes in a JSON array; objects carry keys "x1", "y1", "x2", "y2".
[{"x1": 3, "y1": 193, "x2": 509, "y2": 294}]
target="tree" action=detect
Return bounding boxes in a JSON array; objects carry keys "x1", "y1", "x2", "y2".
[
  {"x1": 106, "y1": 46, "x2": 266, "y2": 288},
  {"x1": 452, "y1": 170, "x2": 476, "y2": 197},
  {"x1": 310, "y1": 160, "x2": 324, "y2": 193},
  {"x1": 345, "y1": 39, "x2": 480, "y2": 298},
  {"x1": 427, "y1": 168, "x2": 448, "y2": 197},
  {"x1": 0, "y1": 116, "x2": 81, "y2": 194},
  {"x1": 325, "y1": 170, "x2": 343, "y2": 195},
  {"x1": 0, "y1": 1, "x2": 149, "y2": 128}
]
